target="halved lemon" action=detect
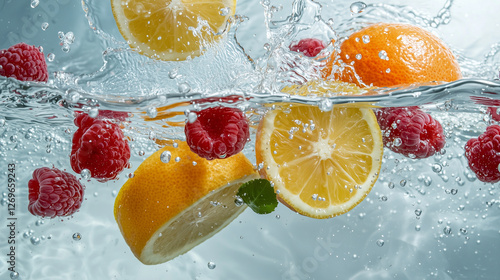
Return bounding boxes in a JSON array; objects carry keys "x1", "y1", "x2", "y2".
[
  {"x1": 114, "y1": 140, "x2": 258, "y2": 264},
  {"x1": 256, "y1": 101, "x2": 383, "y2": 219},
  {"x1": 111, "y1": 0, "x2": 236, "y2": 61}
]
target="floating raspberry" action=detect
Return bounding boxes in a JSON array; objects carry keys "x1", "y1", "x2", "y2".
[
  {"x1": 465, "y1": 125, "x2": 500, "y2": 183},
  {"x1": 71, "y1": 113, "x2": 130, "y2": 181},
  {"x1": 376, "y1": 107, "x2": 445, "y2": 159},
  {"x1": 487, "y1": 107, "x2": 500, "y2": 122},
  {"x1": 184, "y1": 106, "x2": 249, "y2": 160},
  {"x1": 28, "y1": 167, "x2": 85, "y2": 218},
  {"x1": 289, "y1": 38, "x2": 326, "y2": 57},
  {"x1": 0, "y1": 42, "x2": 48, "y2": 82}
]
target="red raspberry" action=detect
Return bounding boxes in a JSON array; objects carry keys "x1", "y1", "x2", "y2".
[
  {"x1": 465, "y1": 125, "x2": 500, "y2": 183},
  {"x1": 289, "y1": 38, "x2": 326, "y2": 57},
  {"x1": 71, "y1": 113, "x2": 130, "y2": 181},
  {"x1": 376, "y1": 107, "x2": 445, "y2": 159},
  {"x1": 28, "y1": 167, "x2": 85, "y2": 218},
  {"x1": 487, "y1": 107, "x2": 500, "y2": 122},
  {"x1": 184, "y1": 106, "x2": 249, "y2": 160},
  {"x1": 0, "y1": 43, "x2": 48, "y2": 82}
]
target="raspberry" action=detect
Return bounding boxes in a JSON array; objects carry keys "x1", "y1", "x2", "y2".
[
  {"x1": 487, "y1": 107, "x2": 500, "y2": 122},
  {"x1": 289, "y1": 38, "x2": 326, "y2": 57},
  {"x1": 71, "y1": 113, "x2": 130, "y2": 181},
  {"x1": 28, "y1": 167, "x2": 85, "y2": 218},
  {"x1": 184, "y1": 106, "x2": 249, "y2": 160},
  {"x1": 465, "y1": 125, "x2": 500, "y2": 183},
  {"x1": 0, "y1": 42, "x2": 48, "y2": 82},
  {"x1": 376, "y1": 107, "x2": 445, "y2": 159}
]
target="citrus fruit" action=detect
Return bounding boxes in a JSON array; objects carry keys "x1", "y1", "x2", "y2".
[
  {"x1": 255, "y1": 98, "x2": 383, "y2": 219},
  {"x1": 324, "y1": 23, "x2": 462, "y2": 87},
  {"x1": 281, "y1": 79, "x2": 370, "y2": 97},
  {"x1": 114, "y1": 140, "x2": 258, "y2": 265},
  {"x1": 111, "y1": 0, "x2": 236, "y2": 61}
]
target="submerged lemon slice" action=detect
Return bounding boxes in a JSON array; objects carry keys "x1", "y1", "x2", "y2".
[
  {"x1": 111, "y1": 0, "x2": 236, "y2": 61},
  {"x1": 114, "y1": 141, "x2": 258, "y2": 265},
  {"x1": 255, "y1": 82, "x2": 383, "y2": 219}
]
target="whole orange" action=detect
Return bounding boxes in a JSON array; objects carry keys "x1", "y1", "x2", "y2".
[{"x1": 324, "y1": 23, "x2": 462, "y2": 87}]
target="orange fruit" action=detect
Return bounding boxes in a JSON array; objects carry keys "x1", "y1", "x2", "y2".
[
  {"x1": 114, "y1": 140, "x2": 258, "y2": 264},
  {"x1": 111, "y1": 0, "x2": 236, "y2": 61},
  {"x1": 324, "y1": 23, "x2": 462, "y2": 87},
  {"x1": 255, "y1": 102, "x2": 383, "y2": 219}
]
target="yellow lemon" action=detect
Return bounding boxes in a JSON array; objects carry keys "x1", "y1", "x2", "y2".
[
  {"x1": 255, "y1": 82, "x2": 383, "y2": 219},
  {"x1": 114, "y1": 140, "x2": 258, "y2": 264},
  {"x1": 111, "y1": 0, "x2": 236, "y2": 61}
]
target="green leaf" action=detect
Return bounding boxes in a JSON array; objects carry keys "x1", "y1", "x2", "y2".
[{"x1": 237, "y1": 179, "x2": 278, "y2": 215}]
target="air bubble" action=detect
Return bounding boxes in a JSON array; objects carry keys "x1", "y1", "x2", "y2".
[
  {"x1": 30, "y1": 236, "x2": 40, "y2": 245},
  {"x1": 362, "y1": 35, "x2": 370, "y2": 43},
  {"x1": 168, "y1": 69, "x2": 178, "y2": 79},
  {"x1": 81, "y1": 169, "x2": 91, "y2": 180},
  {"x1": 400, "y1": 180, "x2": 406, "y2": 187},
  {"x1": 234, "y1": 197, "x2": 244, "y2": 207},
  {"x1": 388, "y1": 182, "x2": 395, "y2": 189},
  {"x1": 41, "y1": 22, "x2": 49, "y2": 31},
  {"x1": 319, "y1": 99, "x2": 333, "y2": 112},
  {"x1": 376, "y1": 239, "x2": 385, "y2": 247},
  {"x1": 178, "y1": 82, "x2": 191, "y2": 94},
  {"x1": 379, "y1": 50, "x2": 389, "y2": 60},
  {"x1": 73, "y1": 232, "x2": 82, "y2": 241},
  {"x1": 443, "y1": 226, "x2": 452, "y2": 235},
  {"x1": 88, "y1": 108, "x2": 99, "y2": 118},
  {"x1": 431, "y1": 164, "x2": 442, "y2": 173},
  {"x1": 355, "y1": 54, "x2": 362, "y2": 60},
  {"x1": 187, "y1": 112, "x2": 198, "y2": 123},
  {"x1": 350, "y1": 1, "x2": 367, "y2": 14},
  {"x1": 220, "y1": 7, "x2": 230, "y2": 16},
  {"x1": 31, "y1": 0, "x2": 40, "y2": 8},
  {"x1": 415, "y1": 209, "x2": 422, "y2": 216},
  {"x1": 207, "y1": 261, "x2": 216, "y2": 269},
  {"x1": 47, "y1": 53, "x2": 55, "y2": 62},
  {"x1": 147, "y1": 107, "x2": 158, "y2": 118},
  {"x1": 10, "y1": 271, "x2": 19, "y2": 279}
]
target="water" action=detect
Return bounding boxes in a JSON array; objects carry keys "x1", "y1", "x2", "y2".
[{"x1": 1, "y1": 0, "x2": 500, "y2": 279}]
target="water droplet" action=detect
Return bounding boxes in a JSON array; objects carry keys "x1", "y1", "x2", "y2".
[
  {"x1": 41, "y1": 22, "x2": 49, "y2": 31},
  {"x1": 432, "y1": 163, "x2": 442, "y2": 173},
  {"x1": 168, "y1": 69, "x2": 178, "y2": 79},
  {"x1": 220, "y1": 7, "x2": 230, "y2": 16},
  {"x1": 415, "y1": 209, "x2": 422, "y2": 216},
  {"x1": 234, "y1": 196, "x2": 244, "y2": 207},
  {"x1": 362, "y1": 35, "x2": 370, "y2": 44},
  {"x1": 376, "y1": 239, "x2": 384, "y2": 247},
  {"x1": 207, "y1": 261, "x2": 216, "y2": 269},
  {"x1": 319, "y1": 99, "x2": 333, "y2": 112},
  {"x1": 30, "y1": 236, "x2": 40, "y2": 245},
  {"x1": 10, "y1": 271, "x2": 19, "y2": 279},
  {"x1": 81, "y1": 169, "x2": 91, "y2": 180},
  {"x1": 73, "y1": 232, "x2": 82, "y2": 241},
  {"x1": 178, "y1": 82, "x2": 191, "y2": 94},
  {"x1": 88, "y1": 108, "x2": 99, "y2": 118},
  {"x1": 187, "y1": 112, "x2": 198, "y2": 123},
  {"x1": 385, "y1": 68, "x2": 390, "y2": 73},
  {"x1": 160, "y1": 151, "x2": 172, "y2": 163},
  {"x1": 350, "y1": 1, "x2": 367, "y2": 14},
  {"x1": 378, "y1": 50, "x2": 389, "y2": 60},
  {"x1": 443, "y1": 226, "x2": 452, "y2": 235},
  {"x1": 147, "y1": 107, "x2": 158, "y2": 118},
  {"x1": 175, "y1": 156, "x2": 181, "y2": 162},
  {"x1": 31, "y1": 0, "x2": 40, "y2": 8},
  {"x1": 47, "y1": 53, "x2": 55, "y2": 62},
  {"x1": 355, "y1": 54, "x2": 362, "y2": 60}
]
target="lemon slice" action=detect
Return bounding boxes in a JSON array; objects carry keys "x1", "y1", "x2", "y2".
[
  {"x1": 255, "y1": 102, "x2": 383, "y2": 219},
  {"x1": 114, "y1": 141, "x2": 258, "y2": 265},
  {"x1": 111, "y1": 0, "x2": 236, "y2": 61}
]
